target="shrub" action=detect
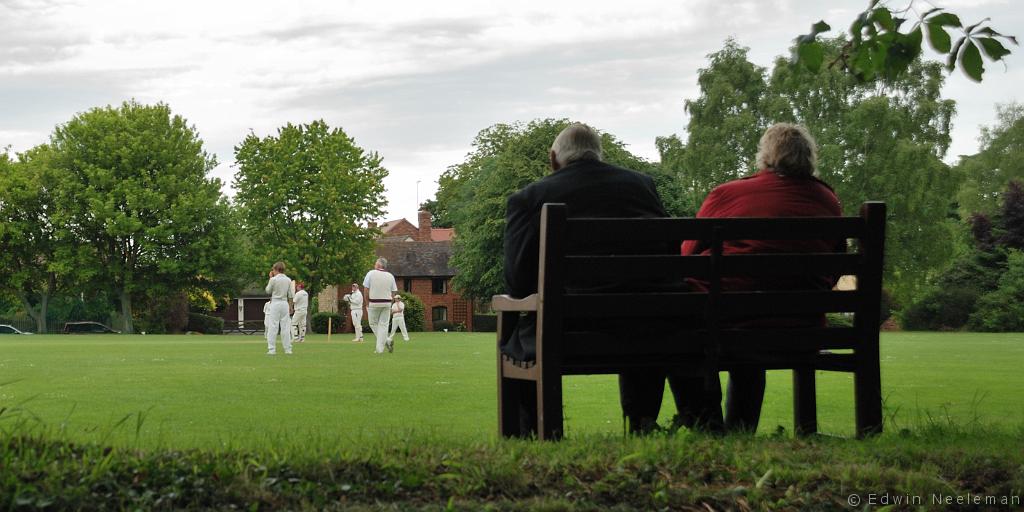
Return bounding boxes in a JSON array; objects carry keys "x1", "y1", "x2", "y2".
[
  {"x1": 395, "y1": 292, "x2": 425, "y2": 332},
  {"x1": 187, "y1": 312, "x2": 224, "y2": 334},
  {"x1": 135, "y1": 291, "x2": 189, "y2": 334},
  {"x1": 901, "y1": 287, "x2": 980, "y2": 331},
  {"x1": 311, "y1": 312, "x2": 344, "y2": 334},
  {"x1": 188, "y1": 289, "x2": 217, "y2": 314},
  {"x1": 967, "y1": 250, "x2": 1024, "y2": 332}
]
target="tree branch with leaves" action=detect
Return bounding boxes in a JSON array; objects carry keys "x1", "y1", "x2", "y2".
[{"x1": 794, "y1": 0, "x2": 1016, "y2": 82}]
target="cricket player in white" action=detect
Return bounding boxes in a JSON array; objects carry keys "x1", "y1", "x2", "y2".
[
  {"x1": 363, "y1": 257, "x2": 398, "y2": 353},
  {"x1": 388, "y1": 294, "x2": 409, "y2": 343},
  {"x1": 292, "y1": 283, "x2": 309, "y2": 343},
  {"x1": 265, "y1": 261, "x2": 295, "y2": 355},
  {"x1": 342, "y1": 283, "x2": 364, "y2": 342}
]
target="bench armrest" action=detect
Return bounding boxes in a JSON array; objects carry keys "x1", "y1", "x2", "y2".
[{"x1": 491, "y1": 294, "x2": 538, "y2": 312}]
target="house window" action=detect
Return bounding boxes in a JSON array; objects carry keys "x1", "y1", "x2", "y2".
[
  {"x1": 432, "y1": 306, "x2": 448, "y2": 322},
  {"x1": 432, "y1": 278, "x2": 448, "y2": 295},
  {"x1": 404, "y1": 279, "x2": 413, "y2": 292}
]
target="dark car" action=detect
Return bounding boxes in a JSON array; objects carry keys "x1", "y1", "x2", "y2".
[
  {"x1": 0, "y1": 324, "x2": 33, "y2": 335},
  {"x1": 63, "y1": 321, "x2": 120, "y2": 334}
]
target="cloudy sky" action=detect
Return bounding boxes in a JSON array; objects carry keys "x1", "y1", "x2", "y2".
[{"x1": 2, "y1": 0, "x2": 1021, "y2": 225}]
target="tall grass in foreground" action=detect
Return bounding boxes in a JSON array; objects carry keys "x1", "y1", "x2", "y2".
[{"x1": 3, "y1": 414, "x2": 1023, "y2": 510}]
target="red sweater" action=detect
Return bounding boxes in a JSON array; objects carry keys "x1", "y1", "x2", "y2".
[{"x1": 682, "y1": 170, "x2": 844, "y2": 325}]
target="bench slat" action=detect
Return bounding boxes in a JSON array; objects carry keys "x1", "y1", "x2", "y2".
[
  {"x1": 563, "y1": 290, "x2": 861, "y2": 317},
  {"x1": 561, "y1": 328, "x2": 861, "y2": 358},
  {"x1": 565, "y1": 253, "x2": 861, "y2": 281},
  {"x1": 560, "y1": 352, "x2": 857, "y2": 374},
  {"x1": 719, "y1": 253, "x2": 860, "y2": 276},
  {"x1": 716, "y1": 290, "x2": 861, "y2": 315},
  {"x1": 566, "y1": 217, "x2": 865, "y2": 245},
  {"x1": 565, "y1": 255, "x2": 711, "y2": 280},
  {"x1": 717, "y1": 328, "x2": 861, "y2": 349},
  {"x1": 564, "y1": 292, "x2": 709, "y2": 317}
]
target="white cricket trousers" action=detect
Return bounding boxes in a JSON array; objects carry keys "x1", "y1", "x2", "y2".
[
  {"x1": 266, "y1": 300, "x2": 293, "y2": 354},
  {"x1": 389, "y1": 314, "x2": 408, "y2": 341},
  {"x1": 368, "y1": 305, "x2": 391, "y2": 353},
  {"x1": 292, "y1": 308, "x2": 307, "y2": 341},
  {"x1": 350, "y1": 308, "x2": 363, "y2": 339}
]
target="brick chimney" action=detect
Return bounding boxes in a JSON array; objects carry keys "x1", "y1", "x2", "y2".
[{"x1": 417, "y1": 210, "x2": 432, "y2": 241}]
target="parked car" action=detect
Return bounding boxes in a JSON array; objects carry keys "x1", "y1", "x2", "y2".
[
  {"x1": 0, "y1": 324, "x2": 33, "y2": 335},
  {"x1": 63, "y1": 321, "x2": 120, "y2": 334}
]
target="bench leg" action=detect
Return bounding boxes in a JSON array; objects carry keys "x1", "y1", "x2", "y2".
[
  {"x1": 793, "y1": 367, "x2": 817, "y2": 437},
  {"x1": 855, "y1": 357, "x2": 883, "y2": 437},
  {"x1": 536, "y1": 373, "x2": 563, "y2": 441},
  {"x1": 499, "y1": 376, "x2": 525, "y2": 438}
]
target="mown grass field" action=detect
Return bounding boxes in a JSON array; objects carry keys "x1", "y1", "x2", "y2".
[
  {"x1": 3, "y1": 331, "x2": 1024, "y2": 509},
  {"x1": 2, "y1": 331, "x2": 1023, "y2": 449}
]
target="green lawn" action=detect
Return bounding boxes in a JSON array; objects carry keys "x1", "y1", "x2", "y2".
[{"x1": 2, "y1": 331, "x2": 1023, "y2": 451}]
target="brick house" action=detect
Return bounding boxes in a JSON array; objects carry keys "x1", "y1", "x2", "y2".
[{"x1": 325, "y1": 211, "x2": 473, "y2": 332}]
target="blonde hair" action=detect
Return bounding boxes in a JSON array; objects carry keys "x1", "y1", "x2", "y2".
[
  {"x1": 273, "y1": 261, "x2": 286, "y2": 273},
  {"x1": 755, "y1": 123, "x2": 818, "y2": 178}
]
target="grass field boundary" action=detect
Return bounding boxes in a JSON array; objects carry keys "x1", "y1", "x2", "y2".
[{"x1": 3, "y1": 424, "x2": 1023, "y2": 510}]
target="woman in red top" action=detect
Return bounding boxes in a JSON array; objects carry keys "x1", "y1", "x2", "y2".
[{"x1": 681, "y1": 123, "x2": 843, "y2": 433}]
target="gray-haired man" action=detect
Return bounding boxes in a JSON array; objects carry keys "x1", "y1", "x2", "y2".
[
  {"x1": 502, "y1": 123, "x2": 703, "y2": 435},
  {"x1": 363, "y1": 257, "x2": 398, "y2": 354}
]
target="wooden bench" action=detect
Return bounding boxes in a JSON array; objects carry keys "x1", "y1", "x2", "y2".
[{"x1": 493, "y1": 201, "x2": 886, "y2": 440}]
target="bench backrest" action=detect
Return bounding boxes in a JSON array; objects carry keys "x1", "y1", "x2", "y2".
[{"x1": 534, "y1": 201, "x2": 886, "y2": 374}]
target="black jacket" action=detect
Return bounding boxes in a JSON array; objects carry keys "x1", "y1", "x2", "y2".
[{"x1": 501, "y1": 159, "x2": 668, "y2": 361}]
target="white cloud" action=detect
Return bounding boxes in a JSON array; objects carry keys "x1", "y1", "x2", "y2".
[{"x1": 1, "y1": 0, "x2": 1021, "y2": 225}]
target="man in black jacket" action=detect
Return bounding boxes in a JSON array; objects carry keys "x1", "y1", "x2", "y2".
[{"x1": 502, "y1": 123, "x2": 708, "y2": 434}]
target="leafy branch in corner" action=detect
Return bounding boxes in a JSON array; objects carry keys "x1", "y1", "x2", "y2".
[{"x1": 793, "y1": 0, "x2": 1017, "y2": 82}]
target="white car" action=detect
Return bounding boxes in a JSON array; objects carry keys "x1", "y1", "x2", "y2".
[{"x1": 0, "y1": 324, "x2": 33, "y2": 335}]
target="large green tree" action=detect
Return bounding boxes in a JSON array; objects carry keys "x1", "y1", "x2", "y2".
[
  {"x1": 956, "y1": 103, "x2": 1024, "y2": 216},
  {"x1": 50, "y1": 100, "x2": 241, "y2": 333},
  {"x1": 0, "y1": 145, "x2": 82, "y2": 333},
  {"x1": 233, "y1": 120, "x2": 387, "y2": 300},
  {"x1": 440, "y1": 119, "x2": 658, "y2": 300}
]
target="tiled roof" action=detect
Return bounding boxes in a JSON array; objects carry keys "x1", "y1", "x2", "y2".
[
  {"x1": 375, "y1": 240, "x2": 455, "y2": 277},
  {"x1": 430, "y1": 228, "x2": 454, "y2": 242},
  {"x1": 380, "y1": 218, "x2": 417, "y2": 236},
  {"x1": 380, "y1": 219, "x2": 402, "y2": 231}
]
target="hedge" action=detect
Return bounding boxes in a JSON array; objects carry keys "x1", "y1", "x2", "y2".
[
  {"x1": 187, "y1": 313, "x2": 224, "y2": 334},
  {"x1": 311, "y1": 312, "x2": 344, "y2": 334}
]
